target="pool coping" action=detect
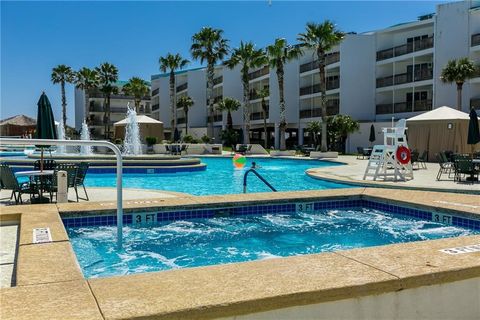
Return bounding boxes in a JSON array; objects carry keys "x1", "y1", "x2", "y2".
[{"x1": 1, "y1": 188, "x2": 479, "y2": 319}]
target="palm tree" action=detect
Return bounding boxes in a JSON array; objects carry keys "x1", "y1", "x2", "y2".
[
  {"x1": 225, "y1": 41, "x2": 267, "y2": 144},
  {"x1": 307, "y1": 121, "x2": 321, "y2": 148},
  {"x1": 177, "y1": 96, "x2": 194, "y2": 134},
  {"x1": 329, "y1": 115, "x2": 359, "y2": 153},
  {"x1": 123, "y1": 77, "x2": 150, "y2": 112},
  {"x1": 298, "y1": 21, "x2": 344, "y2": 152},
  {"x1": 51, "y1": 64, "x2": 75, "y2": 128},
  {"x1": 440, "y1": 58, "x2": 476, "y2": 111},
  {"x1": 217, "y1": 97, "x2": 241, "y2": 130},
  {"x1": 95, "y1": 62, "x2": 119, "y2": 139},
  {"x1": 191, "y1": 27, "x2": 229, "y2": 137},
  {"x1": 258, "y1": 88, "x2": 270, "y2": 148},
  {"x1": 74, "y1": 67, "x2": 99, "y2": 124},
  {"x1": 159, "y1": 53, "x2": 189, "y2": 137},
  {"x1": 266, "y1": 38, "x2": 302, "y2": 150}
]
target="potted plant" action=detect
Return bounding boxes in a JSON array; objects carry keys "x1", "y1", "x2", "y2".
[{"x1": 145, "y1": 136, "x2": 157, "y2": 154}]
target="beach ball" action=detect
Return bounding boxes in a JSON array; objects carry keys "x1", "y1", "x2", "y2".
[{"x1": 233, "y1": 154, "x2": 246, "y2": 169}]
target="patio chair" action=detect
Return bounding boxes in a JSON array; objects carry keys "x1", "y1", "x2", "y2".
[
  {"x1": 180, "y1": 145, "x2": 188, "y2": 155},
  {"x1": 436, "y1": 153, "x2": 453, "y2": 180},
  {"x1": 33, "y1": 159, "x2": 57, "y2": 170},
  {"x1": 74, "y1": 162, "x2": 89, "y2": 201},
  {"x1": 410, "y1": 150, "x2": 419, "y2": 169},
  {"x1": 418, "y1": 151, "x2": 428, "y2": 169},
  {"x1": 453, "y1": 157, "x2": 477, "y2": 183},
  {"x1": 0, "y1": 163, "x2": 38, "y2": 204},
  {"x1": 45, "y1": 163, "x2": 78, "y2": 202},
  {"x1": 357, "y1": 147, "x2": 365, "y2": 160},
  {"x1": 165, "y1": 145, "x2": 171, "y2": 155}
]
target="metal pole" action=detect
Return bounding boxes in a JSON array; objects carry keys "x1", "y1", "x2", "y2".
[{"x1": 0, "y1": 138, "x2": 124, "y2": 248}]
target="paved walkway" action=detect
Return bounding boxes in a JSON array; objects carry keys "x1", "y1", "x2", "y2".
[
  {"x1": 308, "y1": 156, "x2": 480, "y2": 194},
  {"x1": 0, "y1": 187, "x2": 183, "y2": 206}
]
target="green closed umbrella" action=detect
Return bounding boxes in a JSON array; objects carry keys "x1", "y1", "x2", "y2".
[
  {"x1": 369, "y1": 124, "x2": 376, "y2": 146},
  {"x1": 467, "y1": 108, "x2": 480, "y2": 147},
  {"x1": 35, "y1": 92, "x2": 57, "y2": 171}
]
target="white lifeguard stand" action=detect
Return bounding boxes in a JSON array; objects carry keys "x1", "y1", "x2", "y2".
[{"x1": 363, "y1": 119, "x2": 414, "y2": 181}]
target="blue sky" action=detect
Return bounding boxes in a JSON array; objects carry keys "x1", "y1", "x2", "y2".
[{"x1": 1, "y1": 0, "x2": 447, "y2": 126}]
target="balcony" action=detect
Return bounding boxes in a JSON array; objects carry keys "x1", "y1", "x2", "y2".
[
  {"x1": 250, "y1": 111, "x2": 269, "y2": 121},
  {"x1": 299, "y1": 77, "x2": 340, "y2": 96},
  {"x1": 299, "y1": 52, "x2": 340, "y2": 73},
  {"x1": 206, "y1": 114, "x2": 223, "y2": 122},
  {"x1": 177, "y1": 117, "x2": 186, "y2": 125},
  {"x1": 152, "y1": 103, "x2": 159, "y2": 111},
  {"x1": 151, "y1": 88, "x2": 159, "y2": 96},
  {"x1": 249, "y1": 87, "x2": 269, "y2": 100},
  {"x1": 248, "y1": 66, "x2": 269, "y2": 81},
  {"x1": 176, "y1": 82, "x2": 188, "y2": 92},
  {"x1": 88, "y1": 92, "x2": 150, "y2": 100},
  {"x1": 299, "y1": 101, "x2": 340, "y2": 119},
  {"x1": 213, "y1": 76, "x2": 223, "y2": 86},
  {"x1": 376, "y1": 99, "x2": 432, "y2": 114},
  {"x1": 376, "y1": 69, "x2": 433, "y2": 88},
  {"x1": 472, "y1": 34, "x2": 480, "y2": 47},
  {"x1": 471, "y1": 98, "x2": 480, "y2": 109},
  {"x1": 376, "y1": 36, "x2": 434, "y2": 61},
  {"x1": 89, "y1": 105, "x2": 130, "y2": 113}
]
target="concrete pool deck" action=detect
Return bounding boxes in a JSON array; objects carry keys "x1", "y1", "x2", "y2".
[
  {"x1": 307, "y1": 155, "x2": 480, "y2": 194},
  {"x1": 0, "y1": 188, "x2": 479, "y2": 319}
]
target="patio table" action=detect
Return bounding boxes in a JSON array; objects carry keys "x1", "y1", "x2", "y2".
[{"x1": 15, "y1": 170, "x2": 54, "y2": 203}]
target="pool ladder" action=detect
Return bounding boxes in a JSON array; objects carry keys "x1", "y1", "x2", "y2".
[{"x1": 243, "y1": 168, "x2": 277, "y2": 193}]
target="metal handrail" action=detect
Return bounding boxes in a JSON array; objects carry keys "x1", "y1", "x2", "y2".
[
  {"x1": 243, "y1": 168, "x2": 277, "y2": 193},
  {"x1": 0, "y1": 138, "x2": 124, "y2": 248}
]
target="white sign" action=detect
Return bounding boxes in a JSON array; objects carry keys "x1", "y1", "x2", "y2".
[
  {"x1": 133, "y1": 212, "x2": 157, "y2": 225},
  {"x1": 296, "y1": 202, "x2": 314, "y2": 213},
  {"x1": 33, "y1": 228, "x2": 52, "y2": 244},
  {"x1": 440, "y1": 244, "x2": 480, "y2": 255}
]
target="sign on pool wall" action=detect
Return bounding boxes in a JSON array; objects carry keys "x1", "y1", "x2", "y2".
[
  {"x1": 133, "y1": 212, "x2": 157, "y2": 225},
  {"x1": 296, "y1": 202, "x2": 314, "y2": 213},
  {"x1": 432, "y1": 212, "x2": 453, "y2": 224}
]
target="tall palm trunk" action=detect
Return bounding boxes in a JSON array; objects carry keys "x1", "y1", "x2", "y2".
[
  {"x1": 135, "y1": 99, "x2": 141, "y2": 113},
  {"x1": 84, "y1": 91, "x2": 90, "y2": 123},
  {"x1": 185, "y1": 109, "x2": 189, "y2": 135},
  {"x1": 241, "y1": 73, "x2": 251, "y2": 144},
  {"x1": 61, "y1": 81, "x2": 67, "y2": 128},
  {"x1": 277, "y1": 64, "x2": 287, "y2": 150},
  {"x1": 103, "y1": 96, "x2": 108, "y2": 139},
  {"x1": 317, "y1": 49, "x2": 328, "y2": 152},
  {"x1": 456, "y1": 82, "x2": 463, "y2": 111},
  {"x1": 261, "y1": 99, "x2": 268, "y2": 148},
  {"x1": 227, "y1": 111, "x2": 233, "y2": 130},
  {"x1": 206, "y1": 64, "x2": 215, "y2": 137},
  {"x1": 169, "y1": 72, "x2": 176, "y2": 137},
  {"x1": 105, "y1": 95, "x2": 111, "y2": 140}
]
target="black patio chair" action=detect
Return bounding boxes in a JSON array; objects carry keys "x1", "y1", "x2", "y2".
[
  {"x1": 74, "y1": 162, "x2": 89, "y2": 202},
  {"x1": 417, "y1": 151, "x2": 428, "y2": 169},
  {"x1": 180, "y1": 145, "x2": 187, "y2": 155},
  {"x1": 356, "y1": 147, "x2": 365, "y2": 159},
  {"x1": 435, "y1": 153, "x2": 452, "y2": 180},
  {"x1": 45, "y1": 163, "x2": 78, "y2": 202},
  {"x1": 453, "y1": 157, "x2": 476, "y2": 183},
  {"x1": 165, "y1": 145, "x2": 171, "y2": 155},
  {"x1": 0, "y1": 163, "x2": 38, "y2": 204}
]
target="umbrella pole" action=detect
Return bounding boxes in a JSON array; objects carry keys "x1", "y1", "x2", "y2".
[{"x1": 40, "y1": 148, "x2": 44, "y2": 172}]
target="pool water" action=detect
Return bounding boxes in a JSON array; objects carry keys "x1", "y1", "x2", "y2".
[
  {"x1": 67, "y1": 207, "x2": 478, "y2": 278},
  {"x1": 84, "y1": 157, "x2": 349, "y2": 195}
]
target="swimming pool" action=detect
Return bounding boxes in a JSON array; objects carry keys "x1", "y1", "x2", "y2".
[
  {"x1": 65, "y1": 199, "x2": 479, "y2": 278},
  {"x1": 84, "y1": 157, "x2": 349, "y2": 195}
]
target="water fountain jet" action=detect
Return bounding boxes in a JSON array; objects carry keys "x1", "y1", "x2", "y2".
[
  {"x1": 80, "y1": 120, "x2": 93, "y2": 155},
  {"x1": 123, "y1": 103, "x2": 142, "y2": 155}
]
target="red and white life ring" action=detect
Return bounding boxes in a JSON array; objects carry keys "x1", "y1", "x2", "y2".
[{"x1": 396, "y1": 146, "x2": 411, "y2": 165}]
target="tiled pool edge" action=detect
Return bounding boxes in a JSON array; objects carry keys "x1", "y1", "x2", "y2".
[{"x1": 1, "y1": 188, "x2": 480, "y2": 320}]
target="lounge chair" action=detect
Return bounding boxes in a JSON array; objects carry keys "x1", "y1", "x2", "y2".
[
  {"x1": 0, "y1": 163, "x2": 39, "y2": 204},
  {"x1": 74, "y1": 162, "x2": 89, "y2": 201}
]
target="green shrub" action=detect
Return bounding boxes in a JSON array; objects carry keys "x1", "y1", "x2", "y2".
[
  {"x1": 201, "y1": 134, "x2": 211, "y2": 144},
  {"x1": 182, "y1": 134, "x2": 199, "y2": 144},
  {"x1": 145, "y1": 136, "x2": 157, "y2": 146},
  {"x1": 114, "y1": 138, "x2": 122, "y2": 145}
]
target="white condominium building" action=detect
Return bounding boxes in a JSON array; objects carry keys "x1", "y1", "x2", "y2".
[{"x1": 148, "y1": 0, "x2": 480, "y2": 151}]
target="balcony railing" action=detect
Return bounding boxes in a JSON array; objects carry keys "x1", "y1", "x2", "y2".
[
  {"x1": 206, "y1": 114, "x2": 223, "y2": 122},
  {"x1": 250, "y1": 111, "x2": 269, "y2": 121},
  {"x1": 89, "y1": 105, "x2": 131, "y2": 113},
  {"x1": 88, "y1": 92, "x2": 150, "y2": 100},
  {"x1": 213, "y1": 76, "x2": 223, "y2": 86},
  {"x1": 152, "y1": 103, "x2": 159, "y2": 111},
  {"x1": 376, "y1": 36, "x2": 434, "y2": 61},
  {"x1": 213, "y1": 95, "x2": 223, "y2": 104},
  {"x1": 376, "y1": 99, "x2": 432, "y2": 114},
  {"x1": 299, "y1": 77, "x2": 340, "y2": 96},
  {"x1": 299, "y1": 101, "x2": 340, "y2": 119},
  {"x1": 376, "y1": 69, "x2": 433, "y2": 88},
  {"x1": 472, "y1": 33, "x2": 480, "y2": 47},
  {"x1": 176, "y1": 82, "x2": 188, "y2": 92},
  {"x1": 177, "y1": 117, "x2": 186, "y2": 125},
  {"x1": 299, "y1": 52, "x2": 340, "y2": 73},
  {"x1": 151, "y1": 88, "x2": 159, "y2": 96},
  {"x1": 248, "y1": 66, "x2": 269, "y2": 80}
]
